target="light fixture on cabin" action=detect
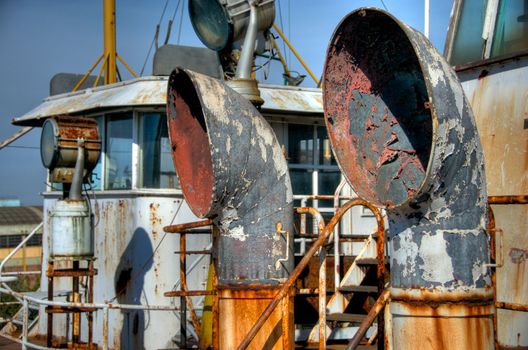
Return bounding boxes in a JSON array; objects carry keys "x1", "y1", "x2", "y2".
[
  {"x1": 189, "y1": 0, "x2": 276, "y2": 106},
  {"x1": 41, "y1": 116, "x2": 101, "y2": 188}
]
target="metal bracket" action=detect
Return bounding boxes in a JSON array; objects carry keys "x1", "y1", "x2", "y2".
[
  {"x1": 482, "y1": 228, "x2": 504, "y2": 273},
  {"x1": 275, "y1": 222, "x2": 290, "y2": 270}
]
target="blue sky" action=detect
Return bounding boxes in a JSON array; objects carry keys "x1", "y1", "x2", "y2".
[{"x1": 0, "y1": 0, "x2": 453, "y2": 205}]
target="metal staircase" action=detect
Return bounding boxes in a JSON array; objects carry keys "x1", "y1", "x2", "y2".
[{"x1": 307, "y1": 233, "x2": 382, "y2": 345}]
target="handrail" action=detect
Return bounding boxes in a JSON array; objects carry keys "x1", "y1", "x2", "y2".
[
  {"x1": 295, "y1": 207, "x2": 326, "y2": 349},
  {"x1": 346, "y1": 290, "x2": 390, "y2": 350},
  {"x1": 0, "y1": 285, "x2": 180, "y2": 350},
  {"x1": 237, "y1": 198, "x2": 380, "y2": 350}
]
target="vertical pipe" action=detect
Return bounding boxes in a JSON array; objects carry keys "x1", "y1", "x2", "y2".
[
  {"x1": 333, "y1": 180, "x2": 346, "y2": 290},
  {"x1": 281, "y1": 296, "x2": 292, "y2": 349},
  {"x1": 376, "y1": 213, "x2": 386, "y2": 350},
  {"x1": 424, "y1": 0, "x2": 430, "y2": 38},
  {"x1": 103, "y1": 0, "x2": 117, "y2": 84},
  {"x1": 22, "y1": 299, "x2": 28, "y2": 350},
  {"x1": 318, "y1": 237, "x2": 326, "y2": 349},
  {"x1": 103, "y1": 307, "x2": 109, "y2": 350},
  {"x1": 235, "y1": 0, "x2": 259, "y2": 80},
  {"x1": 180, "y1": 233, "x2": 187, "y2": 348},
  {"x1": 72, "y1": 261, "x2": 80, "y2": 344},
  {"x1": 47, "y1": 262, "x2": 54, "y2": 348},
  {"x1": 88, "y1": 260, "x2": 94, "y2": 347}
]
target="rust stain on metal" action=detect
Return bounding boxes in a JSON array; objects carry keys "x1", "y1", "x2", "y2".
[
  {"x1": 217, "y1": 285, "x2": 294, "y2": 350},
  {"x1": 488, "y1": 195, "x2": 528, "y2": 205},
  {"x1": 390, "y1": 287, "x2": 494, "y2": 304},
  {"x1": 163, "y1": 219, "x2": 213, "y2": 233},
  {"x1": 509, "y1": 248, "x2": 528, "y2": 264},
  {"x1": 391, "y1": 300, "x2": 495, "y2": 349},
  {"x1": 323, "y1": 11, "x2": 432, "y2": 207}
]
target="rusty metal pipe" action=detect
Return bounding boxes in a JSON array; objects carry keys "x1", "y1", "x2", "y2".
[
  {"x1": 347, "y1": 290, "x2": 390, "y2": 350},
  {"x1": 69, "y1": 141, "x2": 85, "y2": 201},
  {"x1": 495, "y1": 301, "x2": 528, "y2": 312},
  {"x1": 488, "y1": 195, "x2": 528, "y2": 205},
  {"x1": 296, "y1": 207, "x2": 326, "y2": 349},
  {"x1": 163, "y1": 219, "x2": 213, "y2": 233},
  {"x1": 238, "y1": 199, "x2": 376, "y2": 350},
  {"x1": 323, "y1": 8, "x2": 493, "y2": 349}
]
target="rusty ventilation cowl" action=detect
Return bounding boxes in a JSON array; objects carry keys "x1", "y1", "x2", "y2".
[
  {"x1": 166, "y1": 68, "x2": 294, "y2": 285},
  {"x1": 324, "y1": 8, "x2": 493, "y2": 348}
]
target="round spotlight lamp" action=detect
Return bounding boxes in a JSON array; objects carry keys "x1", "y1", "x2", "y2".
[
  {"x1": 40, "y1": 116, "x2": 101, "y2": 183},
  {"x1": 189, "y1": 0, "x2": 275, "y2": 51}
]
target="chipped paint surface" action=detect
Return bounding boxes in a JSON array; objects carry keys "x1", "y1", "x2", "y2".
[
  {"x1": 167, "y1": 69, "x2": 293, "y2": 285},
  {"x1": 324, "y1": 8, "x2": 490, "y2": 290},
  {"x1": 324, "y1": 10, "x2": 432, "y2": 208}
]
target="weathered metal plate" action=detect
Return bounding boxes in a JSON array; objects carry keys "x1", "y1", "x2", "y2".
[
  {"x1": 166, "y1": 72, "x2": 214, "y2": 217},
  {"x1": 458, "y1": 56, "x2": 528, "y2": 349},
  {"x1": 12, "y1": 77, "x2": 323, "y2": 126}
]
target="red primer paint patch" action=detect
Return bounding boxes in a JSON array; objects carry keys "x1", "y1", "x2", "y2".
[{"x1": 168, "y1": 87, "x2": 214, "y2": 217}]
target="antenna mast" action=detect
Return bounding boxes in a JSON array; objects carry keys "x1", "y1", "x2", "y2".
[{"x1": 104, "y1": 0, "x2": 117, "y2": 84}]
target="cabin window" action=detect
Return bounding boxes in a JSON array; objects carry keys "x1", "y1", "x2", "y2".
[
  {"x1": 105, "y1": 113, "x2": 133, "y2": 190},
  {"x1": 490, "y1": 0, "x2": 528, "y2": 57},
  {"x1": 139, "y1": 113, "x2": 180, "y2": 189},
  {"x1": 273, "y1": 122, "x2": 341, "y2": 201},
  {"x1": 449, "y1": 0, "x2": 489, "y2": 65}
]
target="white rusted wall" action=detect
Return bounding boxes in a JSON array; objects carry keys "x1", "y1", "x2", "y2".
[
  {"x1": 39, "y1": 193, "x2": 210, "y2": 349},
  {"x1": 459, "y1": 57, "x2": 528, "y2": 349}
]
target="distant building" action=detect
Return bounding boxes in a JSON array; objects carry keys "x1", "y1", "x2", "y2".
[
  {"x1": 0, "y1": 206, "x2": 43, "y2": 269},
  {"x1": 0, "y1": 198, "x2": 21, "y2": 207}
]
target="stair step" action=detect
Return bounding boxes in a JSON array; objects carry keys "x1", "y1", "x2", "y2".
[
  {"x1": 339, "y1": 285, "x2": 378, "y2": 293},
  {"x1": 326, "y1": 313, "x2": 367, "y2": 322},
  {"x1": 295, "y1": 345, "x2": 375, "y2": 350},
  {"x1": 354, "y1": 258, "x2": 378, "y2": 265}
]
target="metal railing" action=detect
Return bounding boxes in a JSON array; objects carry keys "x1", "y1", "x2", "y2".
[
  {"x1": 237, "y1": 198, "x2": 386, "y2": 350},
  {"x1": 0, "y1": 286, "x2": 179, "y2": 350},
  {"x1": 0, "y1": 222, "x2": 43, "y2": 283},
  {"x1": 0, "y1": 221, "x2": 183, "y2": 350}
]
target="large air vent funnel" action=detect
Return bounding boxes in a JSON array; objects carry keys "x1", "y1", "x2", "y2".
[
  {"x1": 167, "y1": 68, "x2": 294, "y2": 348},
  {"x1": 324, "y1": 8, "x2": 494, "y2": 349}
]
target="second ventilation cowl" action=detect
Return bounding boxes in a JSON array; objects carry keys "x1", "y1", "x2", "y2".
[{"x1": 166, "y1": 68, "x2": 294, "y2": 285}]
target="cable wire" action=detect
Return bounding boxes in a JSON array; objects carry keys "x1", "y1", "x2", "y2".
[
  {"x1": 380, "y1": 0, "x2": 389, "y2": 11},
  {"x1": 177, "y1": 0, "x2": 186, "y2": 44},
  {"x1": 140, "y1": 0, "x2": 170, "y2": 76},
  {"x1": 164, "y1": 0, "x2": 182, "y2": 45},
  {"x1": 276, "y1": 0, "x2": 289, "y2": 67}
]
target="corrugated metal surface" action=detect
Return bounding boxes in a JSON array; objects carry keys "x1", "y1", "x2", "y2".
[
  {"x1": 12, "y1": 76, "x2": 322, "y2": 126},
  {"x1": 0, "y1": 206, "x2": 43, "y2": 225},
  {"x1": 458, "y1": 56, "x2": 528, "y2": 349}
]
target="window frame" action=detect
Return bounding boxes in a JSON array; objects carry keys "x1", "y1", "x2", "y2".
[
  {"x1": 269, "y1": 118, "x2": 343, "y2": 212},
  {"x1": 446, "y1": 0, "x2": 528, "y2": 67}
]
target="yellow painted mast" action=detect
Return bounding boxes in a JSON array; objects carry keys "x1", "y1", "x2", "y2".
[
  {"x1": 103, "y1": 0, "x2": 117, "y2": 84},
  {"x1": 72, "y1": 0, "x2": 137, "y2": 91}
]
